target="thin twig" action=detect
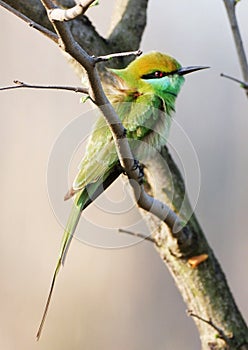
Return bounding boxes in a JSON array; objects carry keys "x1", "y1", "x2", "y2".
[
  {"x1": 0, "y1": 0, "x2": 58, "y2": 42},
  {"x1": 0, "y1": 80, "x2": 90, "y2": 95},
  {"x1": 94, "y1": 49, "x2": 143, "y2": 63},
  {"x1": 49, "y1": 0, "x2": 97, "y2": 21},
  {"x1": 118, "y1": 228, "x2": 155, "y2": 243},
  {"x1": 28, "y1": 21, "x2": 58, "y2": 42},
  {"x1": 188, "y1": 311, "x2": 232, "y2": 345},
  {"x1": 220, "y1": 73, "x2": 248, "y2": 89}
]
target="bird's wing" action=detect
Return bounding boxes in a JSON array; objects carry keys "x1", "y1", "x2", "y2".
[
  {"x1": 120, "y1": 93, "x2": 164, "y2": 136},
  {"x1": 73, "y1": 116, "x2": 118, "y2": 191},
  {"x1": 120, "y1": 94, "x2": 170, "y2": 161},
  {"x1": 72, "y1": 93, "x2": 164, "y2": 191}
]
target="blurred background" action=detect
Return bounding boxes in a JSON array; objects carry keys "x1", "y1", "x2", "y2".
[{"x1": 0, "y1": 1, "x2": 248, "y2": 349}]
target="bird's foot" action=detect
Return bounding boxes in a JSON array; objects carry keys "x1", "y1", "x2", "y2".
[
  {"x1": 135, "y1": 161, "x2": 144, "y2": 184},
  {"x1": 118, "y1": 159, "x2": 144, "y2": 184}
]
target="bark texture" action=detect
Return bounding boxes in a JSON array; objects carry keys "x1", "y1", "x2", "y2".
[{"x1": 145, "y1": 148, "x2": 248, "y2": 349}]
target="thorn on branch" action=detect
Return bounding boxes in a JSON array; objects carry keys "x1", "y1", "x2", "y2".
[
  {"x1": 93, "y1": 49, "x2": 143, "y2": 64},
  {"x1": 220, "y1": 73, "x2": 248, "y2": 89},
  {"x1": 188, "y1": 254, "x2": 208, "y2": 268}
]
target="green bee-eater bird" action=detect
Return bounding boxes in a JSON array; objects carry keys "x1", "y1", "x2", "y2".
[{"x1": 36, "y1": 51, "x2": 207, "y2": 339}]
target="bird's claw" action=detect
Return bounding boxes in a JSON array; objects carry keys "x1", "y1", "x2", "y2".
[
  {"x1": 132, "y1": 159, "x2": 139, "y2": 171},
  {"x1": 118, "y1": 159, "x2": 144, "y2": 184},
  {"x1": 136, "y1": 162, "x2": 144, "y2": 184},
  {"x1": 132, "y1": 160, "x2": 144, "y2": 184}
]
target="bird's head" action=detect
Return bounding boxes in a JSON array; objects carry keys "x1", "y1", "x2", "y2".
[{"x1": 110, "y1": 51, "x2": 207, "y2": 103}]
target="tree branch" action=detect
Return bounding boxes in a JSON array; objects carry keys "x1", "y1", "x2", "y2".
[
  {"x1": 220, "y1": 72, "x2": 248, "y2": 89},
  {"x1": 0, "y1": 80, "x2": 90, "y2": 95},
  {"x1": 108, "y1": 0, "x2": 149, "y2": 66},
  {"x1": 143, "y1": 147, "x2": 248, "y2": 349},
  {"x1": 48, "y1": 0, "x2": 97, "y2": 21},
  {"x1": 188, "y1": 311, "x2": 234, "y2": 346},
  {"x1": 0, "y1": 0, "x2": 58, "y2": 42},
  {"x1": 0, "y1": 0, "x2": 108, "y2": 76},
  {"x1": 118, "y1": 228, "x2": 156, "y2": 243},
  {"x1": 93, "y1": 49, "x2": 142, "y2": 63},
  {"x1": 0, "y1": 0, "x2": 149, "y2": 75},
  {"x1": 223, "y1": 0, "x2": 248, "y2": 97}
]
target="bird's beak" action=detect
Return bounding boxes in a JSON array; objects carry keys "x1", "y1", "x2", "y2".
[{"x1": 177, "y1": 66, "x2": 209, "y2": 76}]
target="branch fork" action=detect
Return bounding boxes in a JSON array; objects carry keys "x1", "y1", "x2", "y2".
[
  {"x1": 188, "y1": 310, "x2": 234, "y2": 346},
  {"x1": 220, "y1": 73, "x2": 248, "y2": 90},
  {"x1": 48, "y1": 1, "x2": 95, "y2": 22}
]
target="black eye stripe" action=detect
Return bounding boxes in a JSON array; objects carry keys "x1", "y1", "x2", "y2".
[
  {"x1": 141, "y1": 71, "x2": 166, "y2": 79},
  {"x1": 141, "y1": 69, "x2": 179, "y2": 80}
]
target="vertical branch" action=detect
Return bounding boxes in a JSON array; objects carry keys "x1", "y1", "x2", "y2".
[
  {"x1": 107, "y1": 0, "x2": 148, "y2": 67},
  {"x1": 223, "y1": 0, "x2": 248, "y2": 96}
]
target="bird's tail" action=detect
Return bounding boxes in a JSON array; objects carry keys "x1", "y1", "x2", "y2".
[
  {"x1": 36, "y1": 166, "x2": 121, "y2": 340},
  {"x1": 36, "y1": 200, "x2": 81, "y2": 340}
]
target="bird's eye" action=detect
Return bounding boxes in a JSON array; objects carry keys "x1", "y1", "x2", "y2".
[
  {"x1": 154, "y1": 71, "x2": 164, "y2": 78},
  {"x1": 141, "y1": 71, "x2": 167, "y2": 79}
]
